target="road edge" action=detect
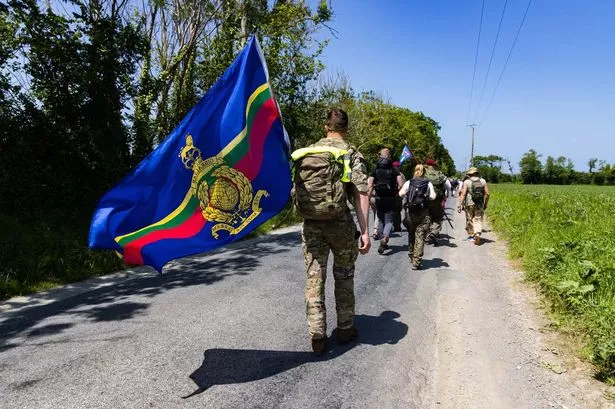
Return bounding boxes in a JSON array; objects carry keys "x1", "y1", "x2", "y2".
[{"x1": 0, "y1": 224, "x2": 302, "y2": 316}]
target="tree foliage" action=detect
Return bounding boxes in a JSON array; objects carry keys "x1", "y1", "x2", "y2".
[
  {"x1": 300, "y1": 79, "x2": 456, "y2": 176},
  {"x1": 519, "y1": 149, "x2": 543, "y2": 184},
  {"x1": 515, "y1": 149, "x2": 615, "y2": 186},
  {"x1": 472, "y1": 154, "x2": 513, "y2": 183},
  {"x1": 543, "y1": 156, "x2": 574, "y2": 185}
]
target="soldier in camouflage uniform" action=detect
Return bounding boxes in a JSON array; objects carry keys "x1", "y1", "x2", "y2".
[
  {"x1": 296, "y1": 109, "x2": 371, "y2": 355},
  {"x1": 424, "y1": 159, "x2": 451, "y2": 245}
]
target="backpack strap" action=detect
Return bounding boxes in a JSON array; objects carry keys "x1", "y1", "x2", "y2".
[{"x1": 291, "y1": 146, "x2": 352, "y2": 182}]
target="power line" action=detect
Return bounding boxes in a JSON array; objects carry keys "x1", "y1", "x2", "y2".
[
  {"x1": 465, "y1": 0, "x2": 486, "y2": 126},
  {"x1": 479, "y1": 0, "x2": 533, "y2": 127},
  {"x1": 473, "y1": 0, "x2": 508, "y2": 122}
]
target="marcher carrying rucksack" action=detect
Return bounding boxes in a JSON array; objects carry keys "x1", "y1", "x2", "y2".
[
  {"x1": 291, "y1": 145, "x2": 352, "y2": 220},
  {"x1": 425, "y1": 167, "x2": 447, "y2": 200},
  {"x1": 405, "y1": 177, "x2": 429, "y2": 212},
  {"x1": 469, "y1": 178, "x2": 485, "y2": 207},
  {"x1": 374, "y1": 157, "x2": 397, "y2": 198}
]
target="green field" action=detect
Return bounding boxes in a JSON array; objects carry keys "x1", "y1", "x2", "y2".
[{"x1": 489, "y1": 184, "x2": 615, "y2": 381}]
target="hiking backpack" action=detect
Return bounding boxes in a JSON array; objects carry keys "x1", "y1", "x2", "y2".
[
  {"x1": 405, "y1": 178, "x2": 429, "y2": 212},
  {"x1": 291, "y1": 145, "x2": 352, "y2": 220},
  {"x1": 425, "y1": 167, "x2": 448, "y2": 199},
  {"x1": 468, "y1": 178, "x2": 485, "y2": 207},
  {"x1": 374, "y1": 162, "x2": 397, "y2": 198}
]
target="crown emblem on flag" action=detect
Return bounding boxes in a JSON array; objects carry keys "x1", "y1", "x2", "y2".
[{"x1": 179, "y1": 135, "x2": 269, "y2": 238}]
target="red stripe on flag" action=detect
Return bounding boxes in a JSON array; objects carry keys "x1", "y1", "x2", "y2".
[
  {"x1": 123, "y1": 208, "x2": 207, "y2": 265},
  {"x1": 234, "y1": 98, "x2": 279, "y2": 181},
  {"x1": 123, "y1": 97, "x2": 279, "y2": 265}
]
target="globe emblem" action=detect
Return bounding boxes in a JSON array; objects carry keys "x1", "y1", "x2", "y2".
[{"x1": 209, "y1": 178, "x2": 239, "y2": 212}]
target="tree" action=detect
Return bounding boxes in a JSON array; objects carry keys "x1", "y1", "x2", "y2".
[
  {"x1": 131, "y1": 0, "x2": 333, "y2": 156},
  {"x1": 604, "y1": 164, "x2": 615, "y2": 185},
  {"x1": 543, "y1": 156, "x2": 573, "y2": 184},
  {"x1": 304, "y1": 78, "x2": 456, "y2": 176},
  {"x1": 519, "y1": 149, "x2": 543, "y2": 184},
  {"x1": 3, "y1": 0, "x2": 144, "y2": 211},
  {"x1": 473, "y1": 154, "x2": 505, "y2": 183},
  {"x1": 588, "y1": 158, "x2": 598, "y2": 174}
]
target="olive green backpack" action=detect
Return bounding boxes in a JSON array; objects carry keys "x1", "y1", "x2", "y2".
[{"x1": 291, "y1": 145, "x2": 352, "y2": 220}]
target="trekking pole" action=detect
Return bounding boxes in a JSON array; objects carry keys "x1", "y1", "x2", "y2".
[{"x1": 443, "y1": 210, "x2": 454, "y2": 230}]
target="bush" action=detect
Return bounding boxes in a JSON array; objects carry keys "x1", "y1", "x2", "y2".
[
  {"x1": 0, "y1": 214, "x2": 123, "y2": 299},
  {"x1": 593, "y1": 172, "x2": 606, "y2": 185}
]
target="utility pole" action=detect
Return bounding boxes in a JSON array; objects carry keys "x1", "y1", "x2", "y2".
[{"x1": 467, "y1": 124, "x2": 477, "y2": 167}]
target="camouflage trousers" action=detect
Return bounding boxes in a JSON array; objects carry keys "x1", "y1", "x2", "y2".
[
  {"x1": 464, "y1": 205, "x2": 484, "y2": 236},
  {"x1": 428, "y1": 199, "x2": 444, "y2": 237},
  {"x1": 403, "y1": 209, "x2": 431, "y2": 267},
  {"x1": 302, "y1": 215, "x2": 358, "y2": 339}
]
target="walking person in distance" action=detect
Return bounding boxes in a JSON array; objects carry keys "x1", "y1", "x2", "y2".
[
  {"x1": 367, "y1": 148, "x2": 404, "y2": 254},
  {"x1": 457, "y1": 167, "x2": 490, "y2": 245},
  {"x1": 398, "y1": 164, "x2": 436, "y2": 270}
]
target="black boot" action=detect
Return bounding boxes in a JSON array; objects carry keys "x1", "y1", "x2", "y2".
[
  {"x1": 336, "y1": 327, "x2": 358, "y2": 344},
  {"x1": 311, "y1": 336, "x2": 327, "y2": 355}
]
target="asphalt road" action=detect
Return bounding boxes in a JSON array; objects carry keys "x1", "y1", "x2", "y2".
[{"x1": 1, "y1": 200, "x2": 612, "y2": 409}]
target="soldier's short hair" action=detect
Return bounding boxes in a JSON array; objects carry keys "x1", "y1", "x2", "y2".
[{"x1": 326, "y1": 109, "x2": 348, "y2": 132}]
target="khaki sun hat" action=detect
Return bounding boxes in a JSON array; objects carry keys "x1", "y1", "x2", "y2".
[{"x1": 466, "y1": 167, "x2": 479, "y2": 175}]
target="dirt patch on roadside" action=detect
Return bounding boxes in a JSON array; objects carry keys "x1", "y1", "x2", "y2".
[
  {"x1": 434, "y1": 211, "x2": 614, "y2": 409},
  {"x1": 490, "y1": 232, "x2": 615, "y2": 407}
]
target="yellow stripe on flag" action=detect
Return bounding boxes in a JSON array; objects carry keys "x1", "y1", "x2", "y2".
[{"x1": 114, "y1": 83, "x2": 270, "y2": 244}]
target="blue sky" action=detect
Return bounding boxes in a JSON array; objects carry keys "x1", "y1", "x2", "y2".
[{"x1": 316, "y1": 0, "x2": 615, "y2": 172}]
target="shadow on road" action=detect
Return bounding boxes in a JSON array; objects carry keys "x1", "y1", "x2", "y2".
[
  {"x1": 184, "y1": 311, "x2": 408, "y2": 398},
  {"x1": 26, "y1": 323, "x2": 74, "y2": 337},
  {"x1": 430, "y1": 234, "x2": 457, "y2": 248},
  {"x1": 477, "y1": 237, "x2": 495, "y2": 245},
  {"x1": 0, "y1": 232, "x2": 299, "y2": 347},
  {"x1": 380, "y1": 244, "x2": 407, "y2": 256},
  {"x1": 422, "y1": 258, "x2": 450, "y2": 269}
]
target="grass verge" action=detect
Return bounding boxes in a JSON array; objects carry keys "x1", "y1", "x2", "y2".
[
  {"x1": 488, "y1": 184, "x2": 615, "y2": 382},
  {"x1": 0, "y1": 214, "x2": 124, "y2": 300}
]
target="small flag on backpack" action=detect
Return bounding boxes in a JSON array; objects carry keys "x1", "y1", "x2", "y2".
[{"x1": 399, "y1": 145, "x2": 412, "y2": 164}]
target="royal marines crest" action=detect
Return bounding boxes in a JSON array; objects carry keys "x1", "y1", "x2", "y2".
[{"x1": 179, "y1": 135, "x2": 269, "y2": 238}]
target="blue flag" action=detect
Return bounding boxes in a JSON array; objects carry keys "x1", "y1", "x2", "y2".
[
  {"x1": 399, "y1": 145, "x2": 412, "y2": 164},
  {"x1": 88, "y1": 37, "x2": 292, "y2": 271}
]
